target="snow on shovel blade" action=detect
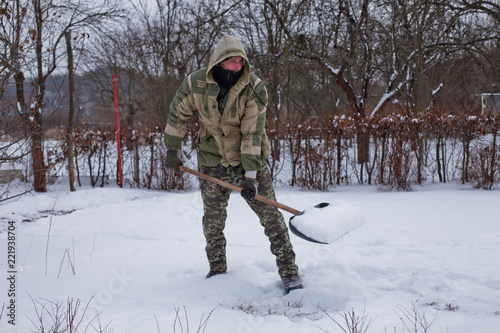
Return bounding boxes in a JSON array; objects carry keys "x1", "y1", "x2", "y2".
[{"x1": 289, "y1": 201, "x2": 366, "y2": 245}]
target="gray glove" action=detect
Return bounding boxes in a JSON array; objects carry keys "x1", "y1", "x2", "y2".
[
  {"x1": 165, "y1": 150, "x2": 182, "y2": 171},
  {"x1": 241, "y1": 178, "x2": 258, "y2": 201}
]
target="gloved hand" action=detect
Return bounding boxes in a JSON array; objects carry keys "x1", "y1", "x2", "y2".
[
  {"x1": 165, "y1": 150, "x2": 183, "y2": 171},
  {"x1": 241, "y1": 178, "x2": 258, "y2": 201}
]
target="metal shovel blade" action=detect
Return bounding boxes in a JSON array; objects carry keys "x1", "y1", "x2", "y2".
[
  {"x1": 288, "y1": 201, "x2": 366, "y2": 245},
  {"x1": 288, "y1": 203, "x2": 330, "y2": 244}
]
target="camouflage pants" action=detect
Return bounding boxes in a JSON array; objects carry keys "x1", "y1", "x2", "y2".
[{"x1": 199, "y1": 164, "x2": 299, "y2": 278}]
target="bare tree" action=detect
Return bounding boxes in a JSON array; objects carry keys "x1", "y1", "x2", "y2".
[
  {"x1": 446, "y1": 0, "x2": 500, "y2": 97},
  {"x1": 3, "y1": 0, "x2": 124, "y2": 192},
  {"x1": 65, "y1": 29, "x2": 76, "y2": 191},
  {"x1": 0, "y1": 0, "x2": 33, "y2": 197},
  {"x1": 0, "y1": 0, "x2": 14, "y2": 100},
  {"x1": 450, "y1": 0, "x2": 500, "y2": 23},
  {"x1": 260, "y1": 0, "x2": 493, "y2": 182}
]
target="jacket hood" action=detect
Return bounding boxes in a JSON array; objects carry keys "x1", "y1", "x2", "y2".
[{"x1": 207, "y1": 35, "x2": 251, "y2": 82}]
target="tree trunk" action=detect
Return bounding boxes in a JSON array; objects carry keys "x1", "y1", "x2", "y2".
[
  {"x1": 13, "y1": 72, "x2": 45, "y2": 191},
  {"x1": 30, "y1": 118, "x2": 47, "y2": 192},
  {"x1": 417, "y1": 142, "x2": 423, "y2": 184},
  {"x1": 356, "y1": 125, "x2": 369, "y2": 184},
  {"x1": 489, "y1": 131, "x2": 497, "y2": 190},
  {"x1": 16, "y1": 73, "x2": 47, "y2": 193},
  {"x1": 336, "y1": 133, "x2": 342, "y2": 186},
  {"x1": 32, "y1": 0, "x2": 47, "y2": 192},
  {"x1": 436, "y1": 136, "x2": 443, "y2": 182},
  {"x1": 66, "y1": 30, "x2": 76, "y2": 191}
]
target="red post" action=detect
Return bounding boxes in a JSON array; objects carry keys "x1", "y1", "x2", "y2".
[{"x1": 113, "y1": 74, "x2": 123, "y2": 188}]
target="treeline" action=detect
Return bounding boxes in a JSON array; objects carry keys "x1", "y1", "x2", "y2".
[
  {"x1": 1, "y1": 0, "x2": 500, "y2": 193},
  {"x1": 39, "y1": 112, "x2": 499, "y2": 192}
]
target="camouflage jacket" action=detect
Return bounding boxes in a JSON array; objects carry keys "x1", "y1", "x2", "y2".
[{"x1": 164, "y1": 35, "x2": 270, "y2": 172}]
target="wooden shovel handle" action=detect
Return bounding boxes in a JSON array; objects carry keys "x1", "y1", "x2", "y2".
[{"x1": 179, "y1": 165, "x2": 301, "y2": 215}]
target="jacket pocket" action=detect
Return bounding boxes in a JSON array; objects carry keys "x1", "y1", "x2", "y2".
[{"x1": 197, "y1": 128, "x2": 221, "y2": 167}]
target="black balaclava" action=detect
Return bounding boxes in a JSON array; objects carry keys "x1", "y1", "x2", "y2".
[{"x1": 212, "y1": 65, "x2": 243, "y2": 101}]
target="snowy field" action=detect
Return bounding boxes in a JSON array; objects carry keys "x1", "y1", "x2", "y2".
[{"x1": 1, "y1": 179, "x2": 500, "y2": 332}]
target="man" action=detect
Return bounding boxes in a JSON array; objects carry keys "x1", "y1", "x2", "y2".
[{"x1": 164, "y1": 35, "x2": 302, "y2": 294}]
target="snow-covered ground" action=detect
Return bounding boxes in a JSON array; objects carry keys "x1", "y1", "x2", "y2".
[{"x1": 1, "y1": 180, "x2": 500, "y2": 332}]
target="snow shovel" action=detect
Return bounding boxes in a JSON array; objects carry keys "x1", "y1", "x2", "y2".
[{"x1": 178, "y1": 166, "x2": 365, "y2": 244}]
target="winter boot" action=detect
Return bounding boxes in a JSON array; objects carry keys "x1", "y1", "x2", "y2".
[
  {"x1": 205, "y1": 270, "x2": 226, "y2": 279},
  {"x1": 282, "y1": 274, "x2": 303, "y2": 294}
]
